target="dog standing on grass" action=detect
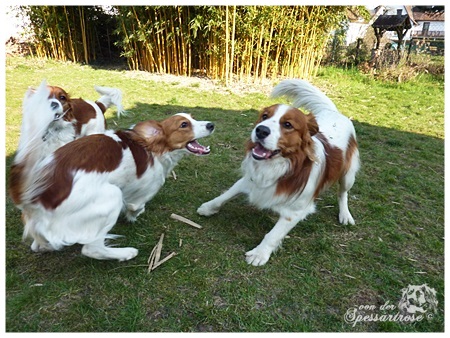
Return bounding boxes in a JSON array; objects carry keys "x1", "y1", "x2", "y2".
[
  {"x1": 9, "y1": 81, "x2": 214, "y2": 261},
  {"x1": 198, "y1": 79, "x2": 360, "y2": 266}
]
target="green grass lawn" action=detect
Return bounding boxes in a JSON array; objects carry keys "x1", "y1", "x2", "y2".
[{"x1": 4, "y1": 57, "x2": 444, "y2": 332}]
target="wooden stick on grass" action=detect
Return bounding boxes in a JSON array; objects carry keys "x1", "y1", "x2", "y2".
[
  {"x1": 154, "y1": 233, "x2": 165, "y2": 264},
  {"x1": 147, "y1": 233, "x2": 176, "y2": 273},
  {"x1": 170, "y1": 213, "x2": 202, "y2": 229},
  {"x1": 152, "y1": 252, "x2": 177, "y2": 270}
]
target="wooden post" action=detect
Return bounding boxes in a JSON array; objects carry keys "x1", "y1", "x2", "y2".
[
  {"x1": 355, "y1": 38, "x2": 362, "y2": 65},
  {"x1": 406, "y1": 37, "x2": 414, "y2": 62}
]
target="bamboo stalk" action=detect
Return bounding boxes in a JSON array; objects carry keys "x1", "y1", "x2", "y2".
[
  {"x1": 254, "y1": 24, "x2": 264, "y2": 81},
  {"x1": 261, "y1": 14, "x2": 275, "y2": 80},
  {"x1": 247, "y1": 30, "x2": 255, "y2": 82},
  {"x1": 79, "y1": 6, "x2": 89, "y2": 64},
  {"x1": 229, "y1": 5, "x2": 237, "y2": 84},
  {"x1": 225, "y1": 6, "x2": 230, "y2": 85}
]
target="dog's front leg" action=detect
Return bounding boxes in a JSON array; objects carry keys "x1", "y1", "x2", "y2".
[
  {"x1": 125, "y1": 203, "x2": 145, "y2": 222},
  {"x1": 197, "y1": 178, "x2": 247, "y2": 216},
  {"x1": 245, "y1": 205, "x2": 315, "y2": 266}
]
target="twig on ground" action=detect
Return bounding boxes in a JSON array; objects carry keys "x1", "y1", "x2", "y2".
[
  {"x1": 170, "y1": 213, "x2": 202, "y2": 229},
  {"x1": 147, "y1": 233, "x2": 176, "y2": 273},
  {"x1": 152, "y1": 252, "x2": 177, "y2": 270}
]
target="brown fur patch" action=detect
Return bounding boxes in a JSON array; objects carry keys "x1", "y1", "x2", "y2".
[
  {"x1": 313, "y1": 133, "x2": 344, "y2": 198},
  {"x1": 133, "y1": 115, "x2": 196, "y2": 155},
  {"x1": 343, "y1": 134, "x2": 358, "y2": 174},
  {"x1": 68, "y1": 99, "x2": 98, "y2": 135},
  {"x1": 95, "y1": 101, "x2": 107, "y2": 114},
  {"x1": 132, "y1": 120, "x2": 167, "y2": 155},
  {"x1": 9, "y1": 162, "x2": 26, "y2": 205},
  {"x1": 255, "y1": 104, "x2": 278, "y2": 124},
  {"x1": 274, "y1": 107, "x2": 318, "y2": 197},
  {"x1": 95, "y1": 101, "x2": 107, "y2": 129},
  {"x1": 278, "y1": 107, "x2": 318, "y2": 157},
  {"x1": 116, "y1": 130, "x2": 152, "y2": 177},
  {"x1": 161, "y1": 115, "x2": 196, "y2": 151},
  {"x1": 36, "y1": 134, "x2": 124, "y2": 210},
  {"x1": 276, "y1": 151, "x2": 314, "y2": 197}
]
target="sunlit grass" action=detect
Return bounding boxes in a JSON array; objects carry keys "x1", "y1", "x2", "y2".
[{"x1": 5, "y1": 57, "x2": 444, "y2": 332}]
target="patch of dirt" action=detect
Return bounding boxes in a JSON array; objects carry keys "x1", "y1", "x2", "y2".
[{"x1": 125, "y1": 70, "x2": 275, "y2": 96}]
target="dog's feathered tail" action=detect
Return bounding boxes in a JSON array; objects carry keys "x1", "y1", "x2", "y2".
[
  {"x1": 15, "y1": 80, "x2": 62, "y2": 165},
  {"x1": 10, "y1": 80, "x2": 65, "y2": 206},
  {"x1": 94, "y1": 85, "x2": 125, "y2": 117},
  {"x1": 270, "y1": 79, "x2": 338, "y2": 116}
]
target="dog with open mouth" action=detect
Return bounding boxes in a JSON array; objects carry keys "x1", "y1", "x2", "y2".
[
  {"x1": 198, "y1": 79, "x2": 359, "y2": 266},
  {"x1": 9, "y1": 82, "x2": 214, "y2": 261}
]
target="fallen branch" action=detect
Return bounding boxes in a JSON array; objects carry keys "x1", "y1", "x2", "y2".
[{"x1": 170, "y1": 213, "x2": 202, "y2": 229}]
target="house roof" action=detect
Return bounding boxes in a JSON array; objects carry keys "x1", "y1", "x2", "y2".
[
  {"x1": 372, "y1": 14, "x2": 412, "y2": 30},
  {"x1": 412, "y1": 6, "x2": 445, "y2": 21}
]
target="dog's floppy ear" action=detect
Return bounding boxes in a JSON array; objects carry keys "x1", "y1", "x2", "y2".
[
  {"x1": 306, "y1": 113, "x2": 319, "y2": 136},
  {"x1": 133, "y1": 120, "x2": 163, "y2": 139}
]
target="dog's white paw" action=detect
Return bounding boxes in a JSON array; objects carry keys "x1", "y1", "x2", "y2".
[
  {"x1": 125, "y1": 205, "x2": 145, "y2": 222},
  {"x1": 245, "y1": 245, "x2": 272, "y2": 266},
  {"x1": 339, "y1": 211, "x2": 355, "y2": 225},
  {"x1": 197, "y1": 202, "x2": 220, "y2": 216},
  {"x1": 117, "y1": 247, "x2": 139, "y2": 261},
  {"x1": 31, "y1": 240, "x2": 55, "y2": 252}
]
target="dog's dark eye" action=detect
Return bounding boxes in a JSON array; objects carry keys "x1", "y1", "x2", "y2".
[
  {"x1": 180, "y1": 121, "x2": 189, "y2": 128},
  {"x1": 59, "y1": 95, "x2": 66, "y2": 101},
  {"x1": 283, "y1": 121, "x2": 293, "y2": 129},
  {"x1": 261, "y1": 114, "x2": 268, "y2": 120}
]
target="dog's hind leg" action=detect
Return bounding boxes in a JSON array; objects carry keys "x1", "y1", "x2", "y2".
[
  {"x1": 80, "y1": 184, "x2": 138, "y2": 261},
  {"x1": 81, "y1": 239, "x2": 138, "y2": 261},
  {"x1": 338, "y1": 150, "x2": 359, "y2": 225}
]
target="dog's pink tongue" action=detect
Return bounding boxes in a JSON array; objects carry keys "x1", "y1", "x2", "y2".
[{"x1": 252, "y1": 143, "x2": 271, "y2": 159}]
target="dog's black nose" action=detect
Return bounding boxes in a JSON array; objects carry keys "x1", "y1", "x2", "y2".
[
  {"x1": 50, "y1": 101, "x2": 60, "y2": 110},
  {"x1": 256, "y1": 125, "x2": 271, "y2": 139},
  {"x1": 206, "y1": 123, "x2": 215, "y2": 132}
]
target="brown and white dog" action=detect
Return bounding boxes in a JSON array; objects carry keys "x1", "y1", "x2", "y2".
[
  {"x1": 198, "y1": 79, "x2": 360, "y2": 266},
  {"x1": 29, "y1": 82, "x2": 124, "y2": 154},
  {"x1": 9, "y1": 82, "x2": 214, "y2": 261},
  {"x1": 45, "y1": 83, "x2": 124, "y2": 137}
]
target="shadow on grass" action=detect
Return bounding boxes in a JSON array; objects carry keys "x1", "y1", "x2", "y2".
[{"x1": 5, "y1": 102, "x2": 444, "y2": 332}]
